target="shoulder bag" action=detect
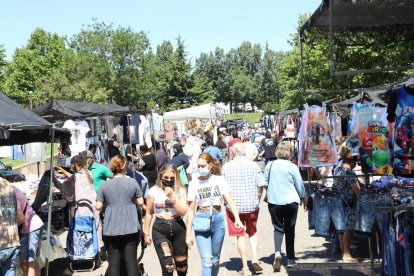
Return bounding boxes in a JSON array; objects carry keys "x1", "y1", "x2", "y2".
[
  {"x1": 263, "y1": 161, "x2": 274, "y2": 203},
  {"x1": 192, "y1": 187, "x2": 215, "y2": 232}
]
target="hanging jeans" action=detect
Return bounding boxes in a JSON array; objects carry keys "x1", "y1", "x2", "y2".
[
  {"x1": 355, "y1": 193, "x2": 393, "y2": 235},
  {"x1": 381, "y1": 215, "x2": 397, "y2": 276},
  {"x1": 313, "y1": 195, "x2": 346, "y2": 236},
  {"x1": 194, "y1": 210, "x2": 225, "y2": 276}
]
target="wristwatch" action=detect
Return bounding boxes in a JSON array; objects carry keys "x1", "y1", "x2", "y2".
[{"x1": 143, "y1": 232, "x2": 150, "y2": 237}]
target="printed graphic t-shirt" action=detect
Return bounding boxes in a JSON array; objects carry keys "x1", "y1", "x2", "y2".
[
  {"x1": 387, "y1": 86, "x2": 414, "y2": 176},
  {"x1": 187, "y1": 175, "x2": 230, "y2": 207},
  {"x1": 350, "y1": 104, "x2": 392, "y2": 175},
  {"x1": 0, "y1": 180, "x2": 20, "y2": 249},
  {"x1": 148, "y1": 186, "x2": 186, "y2": 217}
]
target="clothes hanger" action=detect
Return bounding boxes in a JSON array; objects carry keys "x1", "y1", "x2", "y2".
[
  {"x1": 404, "y1": 76, "x2": 414, "y2": 88},
  {"x1": 307, "y1": 91, "x2": 323, "y2": 107}
]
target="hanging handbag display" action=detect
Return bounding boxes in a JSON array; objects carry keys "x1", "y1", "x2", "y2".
[
  {"x1": 192, "y1": 188, "x2": 215, "y2": 232},
  {"x1": 285, "y1": 115, "x2": 296, "y2": 138}
]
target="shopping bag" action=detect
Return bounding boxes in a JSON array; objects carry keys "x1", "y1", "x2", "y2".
[
  {"x1": 179, "y1": 168, "x2": 189, "y2": 185},
  {"x1": 285, "y1": 115, "x2": 296, "y2": 138}
]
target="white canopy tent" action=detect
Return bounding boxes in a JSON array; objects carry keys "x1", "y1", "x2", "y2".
[
  {"x1": 164, "y1": 103, "x2": 217, "y2": 121},
  {"x1": 163, "y1": 103, "x2": 229, "y2": 142}
]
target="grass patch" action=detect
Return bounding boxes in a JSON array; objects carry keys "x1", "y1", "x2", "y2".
[
  {"x1": 1, "y1": 143, "x2": 59, "y2": 169},
  {"x1": 46, "y1": 143, "x2": 59, "y2": 156},
  {"x1": 222, "y1": 112, "x2": 263, "y2": 127},
  {"x1": 1, "y1": 157, "x2": 26, "y2": 168}
]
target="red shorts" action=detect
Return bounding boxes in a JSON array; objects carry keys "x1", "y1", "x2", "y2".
[{"x1": 226, "y1": 209, "x2": 259, "y2": 237}]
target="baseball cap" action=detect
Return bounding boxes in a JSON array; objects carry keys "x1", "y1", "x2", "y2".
[{"x1": 86, "y1": 150, "x2": 94, "y2": 158}]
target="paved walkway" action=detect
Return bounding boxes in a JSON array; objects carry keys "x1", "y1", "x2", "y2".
[
  {"x1": 47, "y1": 198, "x2": 380, "y2": 275},
  {"x1": 46, "y1": 161, "x2": 381, "y2": 275}
]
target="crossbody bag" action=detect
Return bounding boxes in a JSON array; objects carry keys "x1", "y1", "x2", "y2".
[{"x1": 192, "y1": 187, "x2": 215, "y2": 232}]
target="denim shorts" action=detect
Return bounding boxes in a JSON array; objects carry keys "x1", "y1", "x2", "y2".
[
  {"x1": 355, "y1": 194, "x2": 393, "y2": 235},
  {"x1": 314, "y1": 195, "x2": 346, "y2": 236},
  {"x1": 0, "y1": 247, "x2": 20, "y2": 276},
  {"x1": 20, "y1": 227, "x2": 43, "y2": 262}
]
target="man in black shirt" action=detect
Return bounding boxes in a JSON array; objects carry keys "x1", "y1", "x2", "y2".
[
  {"x1": 138, "y1": 145, "x2": 158, "y2": 188},
  {"x1": 107, "y1": 134, "x2": 121, "y2": 159}
]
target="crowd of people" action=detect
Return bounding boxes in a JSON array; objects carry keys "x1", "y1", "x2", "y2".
[{"x1": 0, "y1": 126, "x2": 363, "y2": 276}]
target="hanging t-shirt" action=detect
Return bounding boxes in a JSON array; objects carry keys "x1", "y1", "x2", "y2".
[
  {"x1": 346, "y1": 103, "x2": 360, "y2": 156},
  {"x1": 298, "y1": 104, "x2": 338, "y2": 167},
  {"x1": 23, "y1": 142, "x2": 47, "y2": 163},
  {"x1": 387, "y1": 85, "x2": 414, "y2": 176},
  {"x1": 329, "y1": 112, "x2": 342, "y2": 139},
  {"x1": 63, "y1": 119, "x2": 90, "y2": 157},
  {"x1": 350, "y1": 104, "x2": 392, "y2": 174}
]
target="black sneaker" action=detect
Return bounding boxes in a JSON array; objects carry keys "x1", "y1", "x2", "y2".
[{"x1": 286, "y1": 259, "x2": 297, "y2": 268}]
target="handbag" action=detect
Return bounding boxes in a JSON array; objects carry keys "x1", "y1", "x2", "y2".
[
  {"x1": 192, "y1": 188, "x2": 214, "y2": 232},
  {"x1": 179, "y1": 167, "x2": 189, "y2": 185},
  {"x1": 285, "y1": 115, "x2": 296, "y2": 138},
  {"x1": 264, "y1": 161, "x2": 274, "y2": 203}
]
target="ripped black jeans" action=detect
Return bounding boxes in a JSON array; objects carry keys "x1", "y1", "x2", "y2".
[{"x1": 152, "y1": 218, "x2": 188, "y2": 276}]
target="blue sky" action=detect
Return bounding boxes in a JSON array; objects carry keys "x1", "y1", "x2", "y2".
[{"x1": 1, "y1": 0, "x2": 321, "y2": 62}]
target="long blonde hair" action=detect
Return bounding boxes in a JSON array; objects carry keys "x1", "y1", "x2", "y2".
[{"x1": 156, "y1": 164, "x2": 185, "y2": 193}]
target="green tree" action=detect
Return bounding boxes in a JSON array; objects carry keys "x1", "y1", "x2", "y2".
[
  {"x1": 67, "y1": 21, "x2": 151, "y2": 108},
  {"x1": 0, "y1": 45, "x2": 6, "y2": 90},
  {"x1": 3, "y1": 28, "x2": 66, "y2": 106}
]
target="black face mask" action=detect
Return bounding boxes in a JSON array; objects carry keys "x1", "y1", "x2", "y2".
[{"x1": 162, "y1": 179, "x2": 174, "y2": 187}]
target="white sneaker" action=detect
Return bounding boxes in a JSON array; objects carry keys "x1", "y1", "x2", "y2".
[{"x1": 273, "y1": 252, "x2": 282, "y2": 270}]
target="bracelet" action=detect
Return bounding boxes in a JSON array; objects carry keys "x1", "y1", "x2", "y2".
[{"x1": 143, "y1": 232, "x2": 150, "y2": 237}]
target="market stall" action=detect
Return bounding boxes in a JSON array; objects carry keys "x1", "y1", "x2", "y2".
[
  {"x1": 298, "y1": 1, "x2": 414, "y2": 275},
  {"x1": 0, "y1": 92, "x2": 71, "y2": 276},
  {"x1": 163, "y1": 103, "x2": 225, "y2": 141}
]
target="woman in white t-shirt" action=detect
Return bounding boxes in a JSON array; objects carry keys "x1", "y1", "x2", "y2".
[
  {"x1": 186, "y1": 153, "x2": 244, "y2": 276},
  {"x1": 143, "y1": 164, "x2": 188, "y2": 275}
]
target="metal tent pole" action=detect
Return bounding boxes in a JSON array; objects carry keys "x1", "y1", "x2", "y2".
[
  {"x1": 300, "y1": 34, "x2": 306, "y2": 105},
  {"x1": 45, "y1": 128, "x2": 55, "y2": 276},
  {"x1": 328, "y1": 0, "x2": 334, "y2": 78}
]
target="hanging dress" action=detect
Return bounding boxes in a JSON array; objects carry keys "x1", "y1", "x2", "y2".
[{"x1": 298, "y1": 104, "x2": 338, "y2": 167}]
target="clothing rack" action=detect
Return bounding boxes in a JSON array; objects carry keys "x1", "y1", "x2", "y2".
[{"x1": 375, "y1": 206, "x2": 414, "y2": 212}]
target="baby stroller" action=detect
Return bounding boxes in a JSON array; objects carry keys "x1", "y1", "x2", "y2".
[{"x1": 67, "y1": 199, "x2": 100, "y2": 272}]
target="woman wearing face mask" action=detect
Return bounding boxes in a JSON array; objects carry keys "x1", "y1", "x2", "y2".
[
  {"x1": 143, "y1": 164, "x2": 188, "y2": 276},
  {"x1": 170, "y1": 144, "x2": 190, "y2": 172},
  {"x1": 186, "y1": 153, "x2": 244, "y2": 276}
]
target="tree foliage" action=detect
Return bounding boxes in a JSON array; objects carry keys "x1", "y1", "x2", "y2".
[{"x1": 2, "y1": 16, "x2": 414, "y2": 113}]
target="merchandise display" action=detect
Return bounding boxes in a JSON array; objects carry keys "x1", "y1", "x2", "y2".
[{"x1": 298, "y1": 104, "x2": 338, "y2": 167}]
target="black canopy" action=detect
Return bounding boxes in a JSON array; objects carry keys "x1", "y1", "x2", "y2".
[
  {"x1": 0, "y1": 92, "x2": 69, "y2": 145},
  {"x1": 332, "y1": 89, "x2": 394, "y2": 117},
  {"x1": 32, "y1": 100, "x2": 130, "y2": 122},
  {"x1": 301, "y1": 0, "x2": 414, "y2": 34}
]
